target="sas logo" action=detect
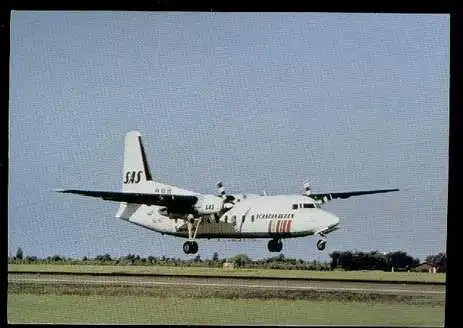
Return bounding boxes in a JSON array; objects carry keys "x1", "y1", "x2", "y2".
[{"x1": 124, "y1": 170, "x2": 143, "y2": 184}]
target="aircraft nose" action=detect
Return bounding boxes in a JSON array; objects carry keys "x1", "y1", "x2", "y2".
[{"x1": 327, "y1": 212, "x2": 340, "y2": 228}]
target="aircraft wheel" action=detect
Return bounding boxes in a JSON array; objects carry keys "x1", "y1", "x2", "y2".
[
  {"x1": 183, "y1": 241, "x2": 198, "y2": 254},
  {"x1": 191, "y1": 241, "x2": 198, "y2": 254},
  {"x1": 268, "y1": 239, "x2": 282, "y2": 252},
  {"x1": 267, "y1": 240, "x2": 275, "y2": 252},
  {"x1": 317, "y1": 240, "x2": 326, "y2": 251},
  {"x1": 183, "y1": 241, "x2": 192, "y2": 254}
]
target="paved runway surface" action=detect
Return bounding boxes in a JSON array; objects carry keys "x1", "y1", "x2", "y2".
[{"x1": 8, "y1": 273, "x2": 445, "y2": 296}]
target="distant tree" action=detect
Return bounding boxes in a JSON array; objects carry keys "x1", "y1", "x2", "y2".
[
  {"x1": 125, "y1": 254, "x2": 135, "y2": 260},
  {"x1": 103, "y1": 254, "x2": 112, "y2": 262},
  {"x1": 329, "y1": 251, "x2": 341, "y2": 269},
  {"x1": 339, "y1": 251, "x2": 354, "y2": 270},
  {"x1": 25, "y1": 255, "x2": 37, "y2": 263},
  {"x1": 123, "y1": 254, "x2": 135, "y2": 264},
  {"x1": 231, "y1": 253, "x2": 251, "y2": 268},
  {"x1": 372, "y1": 252, "x2": 389, "y2": 271},
  {"x1": 52, "y1": 255, "x2": 62, "y2": 262},
  {"x1": 15, "y1": 247, "x2": 24, "y2": 260},
  {"x1": 328, "y1": 250, "x2": 420, "y2": 271},
  {"x1": 385, "y1": 251, "x2": 419, "y2": 271},
  {"x1": 82, "y1": 256, "x2": 88, "y2": 262},
  {"x1": 212, "y1": 252, "x2": 219, "y2": 262}
]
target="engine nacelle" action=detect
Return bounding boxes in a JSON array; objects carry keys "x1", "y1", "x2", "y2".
[{"x1": 193, "y1": 195, "x2": 225, "y2": 215}]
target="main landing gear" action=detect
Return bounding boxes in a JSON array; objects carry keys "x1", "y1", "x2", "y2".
[
  {"x1": 183, "y1": 215, "x2": 202, "y2": 254},
  {"x1": 183, "y1": 241, "x2": 198, "y2": 254},
  {"x1": 268, "y1": 239, "x2": 283, "y2": 252}
]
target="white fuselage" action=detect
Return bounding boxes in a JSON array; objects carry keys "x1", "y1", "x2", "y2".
[
  {"x1": 56, "y1": 130, "x2": 399, "y2": 255},
  {"x1": 117, "y1": 194, "x2": 340, "y2": 240}
]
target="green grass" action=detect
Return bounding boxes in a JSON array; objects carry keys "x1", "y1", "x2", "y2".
[
  {"x1": 10, "y1": 281, "x2": 444, "y2": 305},
  {"x1": 8, "y1": 264, "x2": 446, "y2": 283},
  {"x1": 7, "y1": 294, "x2": 445, "y2": 325}
]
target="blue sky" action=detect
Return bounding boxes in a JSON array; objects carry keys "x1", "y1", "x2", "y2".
[{"x1": 8, "y1": 11, "x2": 449, "y2": 262}]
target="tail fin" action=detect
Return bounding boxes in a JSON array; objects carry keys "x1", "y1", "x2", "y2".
[{"x1": 122, "y1": 131, "x2": 153, "y2": 193}]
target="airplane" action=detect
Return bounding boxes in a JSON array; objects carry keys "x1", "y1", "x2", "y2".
[{"x1": 55, "y1": 131, "x2": 399, "y2": 255}]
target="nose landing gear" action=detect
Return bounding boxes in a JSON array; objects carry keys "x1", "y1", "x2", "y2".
[{"x1": 316, "y1": 239, "x2": 327, "y2": 251}]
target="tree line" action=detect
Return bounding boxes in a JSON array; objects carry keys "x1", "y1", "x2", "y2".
[{"x1": 9, "y1": 247, "x2": 447, "y2": 273}]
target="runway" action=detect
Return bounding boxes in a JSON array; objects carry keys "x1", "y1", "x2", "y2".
[{"x1": 8, "y1": 273, "x2": 445, "y2": 296}]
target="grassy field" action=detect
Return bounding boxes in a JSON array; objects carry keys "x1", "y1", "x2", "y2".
[
  {"x1": 9, "y1": 280, "x2": 444, "y2": 305},
  {"x1": 8, "y1": 264, "x2": 446, "y2": 283},
  {"x1": 7, "y1": 294, "x2": 445, "y2": 325},
  {"x1": 8, "y1": 264, "x2": 446, "y2": 325}
]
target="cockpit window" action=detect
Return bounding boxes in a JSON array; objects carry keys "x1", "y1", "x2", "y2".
[
  {"x1": 303, "y1": 203, "x2": 315, "y2": 208},
  {"x1": 292, "y1": 204, "x2": 298, "y2": 210}
]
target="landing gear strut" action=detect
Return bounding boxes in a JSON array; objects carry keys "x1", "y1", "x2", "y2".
[
  {"x1": 183, "y1": 215, "x2": 202, "y2": 254},
  {"x1": 316, "y1": 239, "x2": 327, "y2": 251},
  {"x1": 267, "y1": 239, "x2": 283, "y2": 252}
]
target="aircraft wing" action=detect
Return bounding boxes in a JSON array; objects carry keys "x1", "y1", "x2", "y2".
[
  {"x1": 310, "y1": 188, "x2": 399, "y2": 202},
  {"x1": 54, "y1": 189, "x2": 198, "y2": 212}
]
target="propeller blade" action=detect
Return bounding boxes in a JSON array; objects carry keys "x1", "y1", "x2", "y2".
[
  {"x1": 303, "y1": 181, "x2": 312, "y2": 196},
  {"x1": 216, "y1": 181, "x2": 226, "y2": 197}
]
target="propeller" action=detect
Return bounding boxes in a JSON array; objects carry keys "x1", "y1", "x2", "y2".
[
  {"x1": 217, "y1": 181, "x2": 226, "y2": 198},
  {"x1": 216, "y1": 181, "x2": 236, "y2": 210},
  {"x1": 303, "y1": 181, "x2": 312, "y2": 196},
  {"x1": 302, "y1": 181, "x2": 327, "y2": 203}
]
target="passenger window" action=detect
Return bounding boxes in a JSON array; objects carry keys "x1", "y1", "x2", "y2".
[
  {"x1": 303, "y1": 203, "x2": 315, "y2": 208},
  {"x1": 292, "y1": 204, "x2": 298, "y2": 210},
  {"x1": 224, "y1": 216, "x2": 228, "y2": 223},
  {"x1": 251, "y1": 215, "x2": 255, "y2": 222}
]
